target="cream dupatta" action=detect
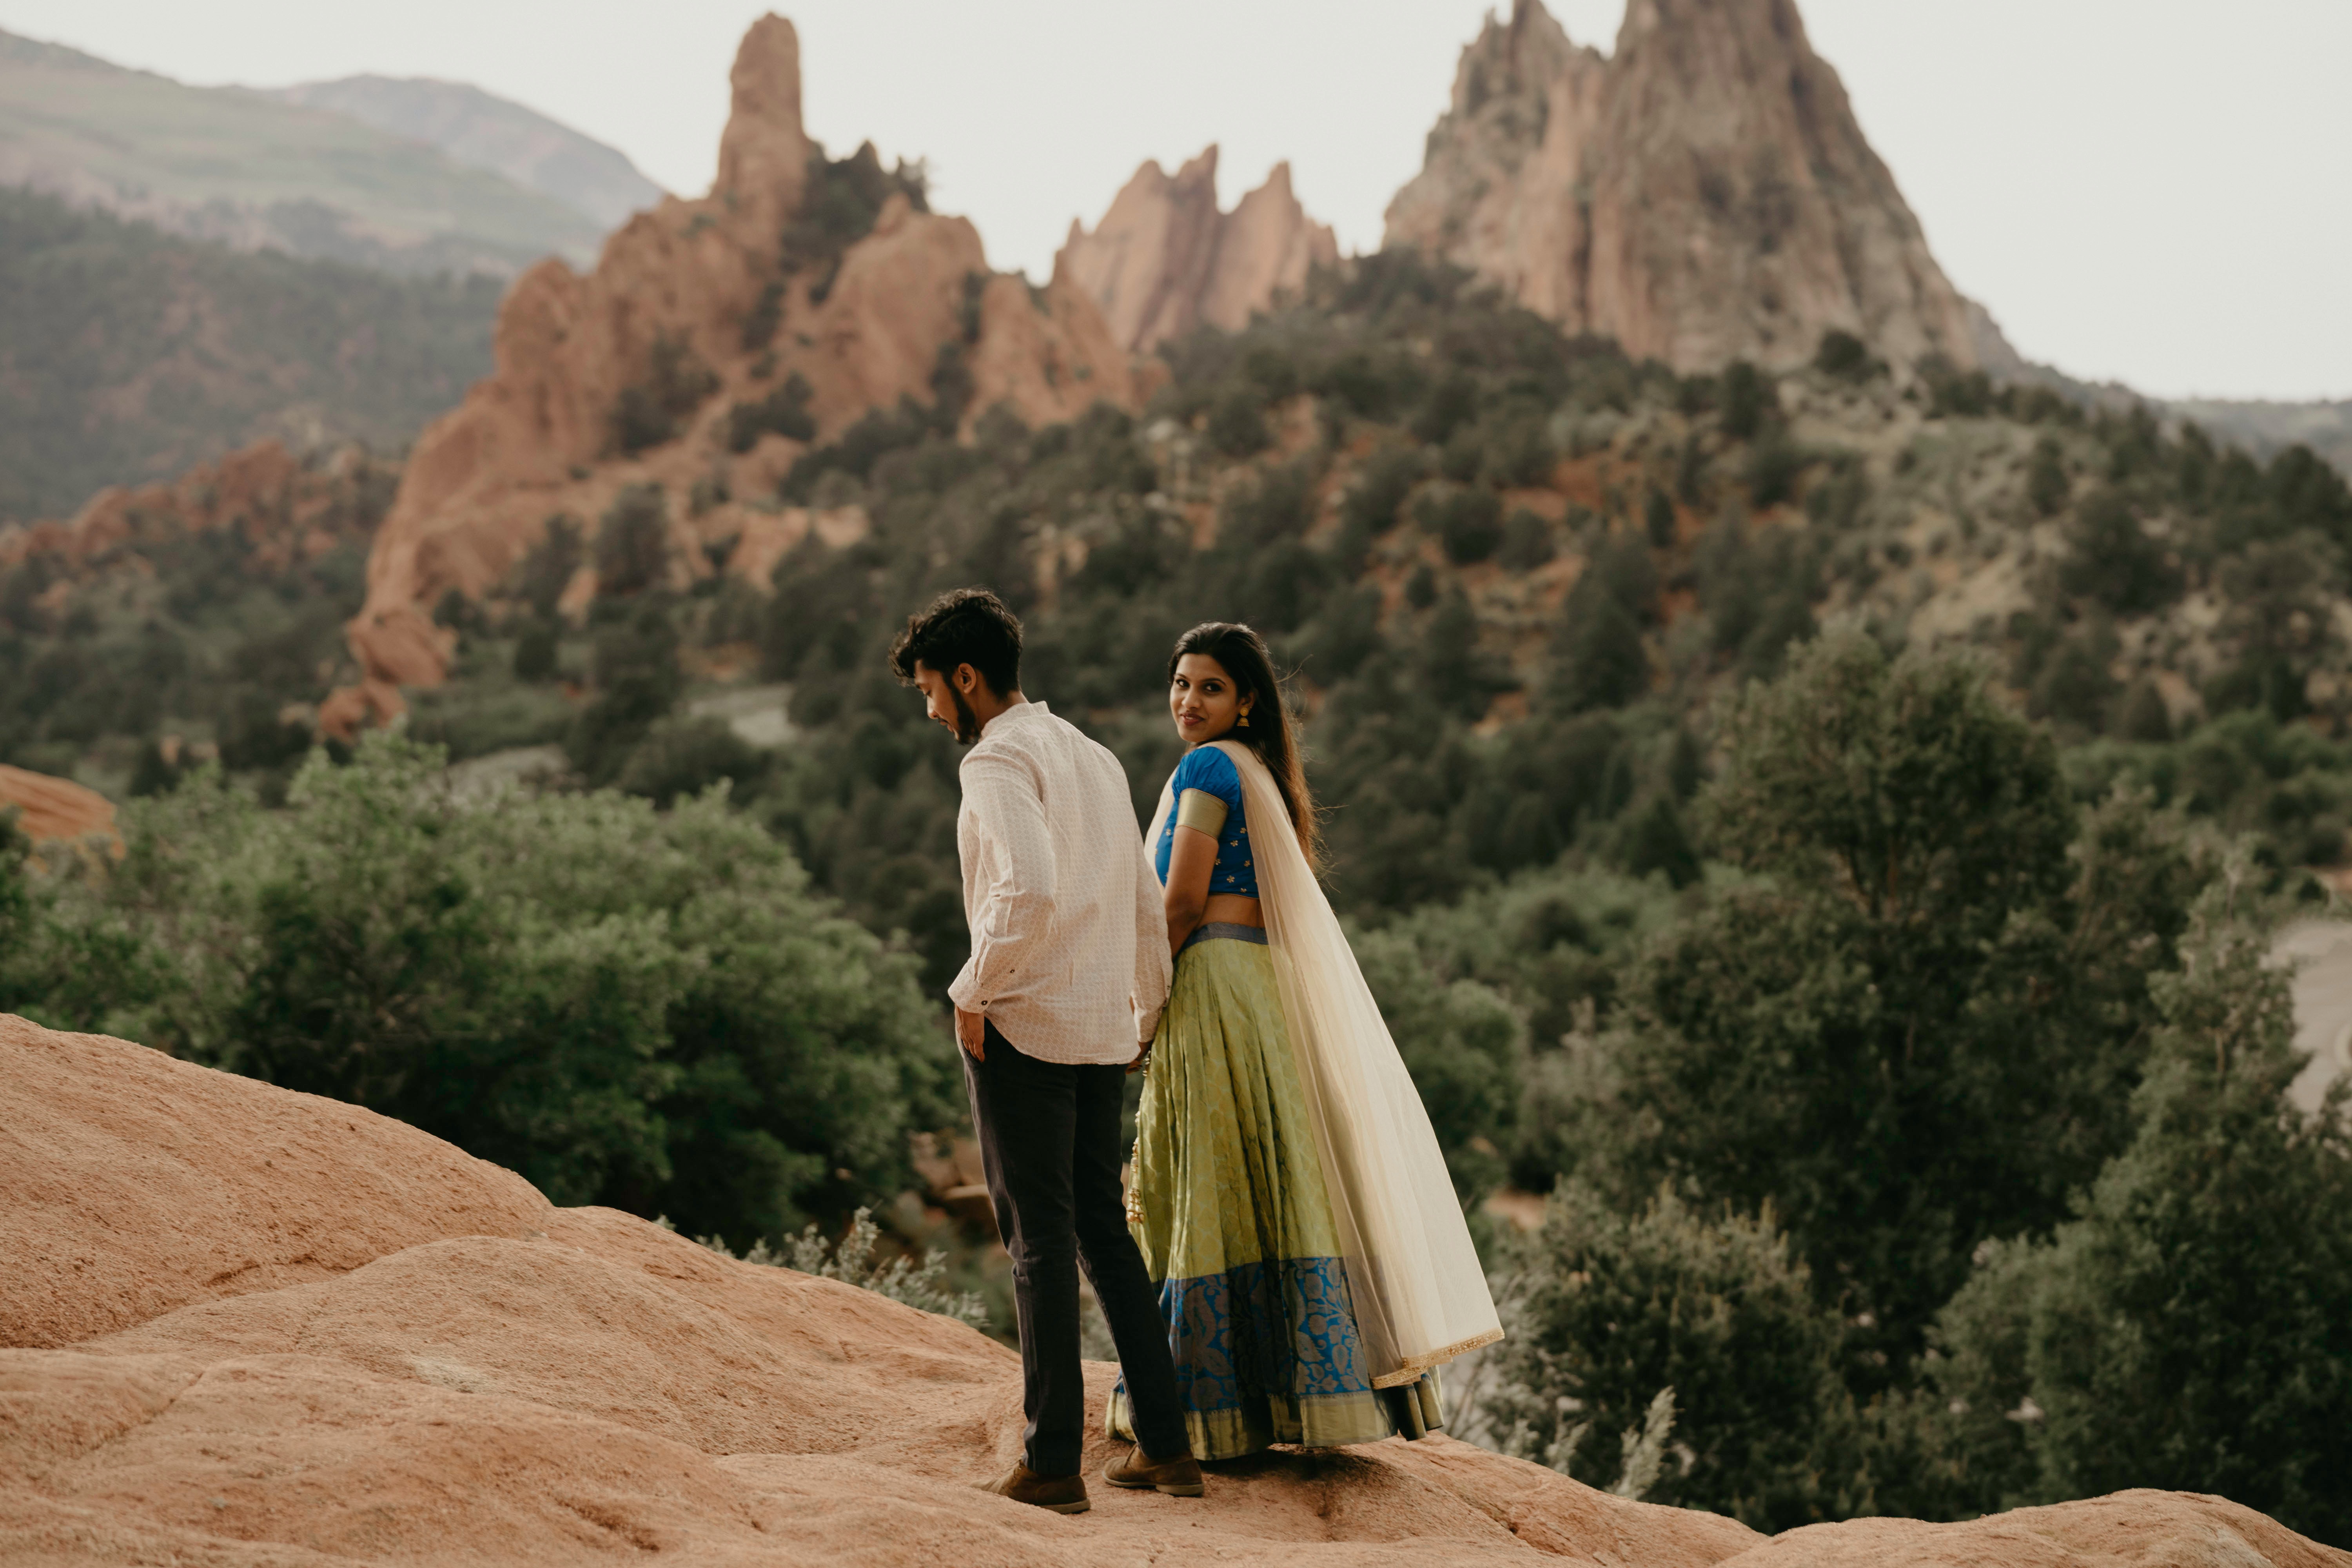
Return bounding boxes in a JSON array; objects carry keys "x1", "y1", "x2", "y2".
[{"x1": 1148, "y1": 740, "x2": 1503, "y2": 1387}]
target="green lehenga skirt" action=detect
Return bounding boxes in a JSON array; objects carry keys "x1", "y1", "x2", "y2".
[{"x1": 1108, "y1": 925, "x2": 1444, "y2": 1460}]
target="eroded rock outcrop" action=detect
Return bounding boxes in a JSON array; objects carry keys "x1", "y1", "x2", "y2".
[
  {"x1": 1058, "y1": 146, "x2": 1340, "y2": 352},
  {"x1": 0, "y1": 767, "x2": 118, "y2": 857},
  {"x1": 343, "y1": 13, "x2": 1139, "y2": 697},
  {"x1": 5, "y1": 1010, "x2": 2344, "y2": 1567},
  {"x1": 0, "y1": 440, "x2": 388, "y2": 579},
  {"x1": 1385, "y1": 0, "x2": 1976, "y2": 374}
]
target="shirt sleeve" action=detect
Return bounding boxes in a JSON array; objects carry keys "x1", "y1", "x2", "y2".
[{"x1": 947, "y1": 748, "x2": 1058, "y2": 1017}]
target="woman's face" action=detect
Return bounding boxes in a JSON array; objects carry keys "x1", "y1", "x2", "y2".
[{"x1": 1170, "y1": 652, "x2": 1254, "y2": 745}]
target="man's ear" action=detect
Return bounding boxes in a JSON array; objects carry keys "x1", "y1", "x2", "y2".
[{"x1": 955, "y1": 663, "x2": 980, "y2": 694}]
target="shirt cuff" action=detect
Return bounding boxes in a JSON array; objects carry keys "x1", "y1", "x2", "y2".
[{"x1": 948, "y1": 960, "x2": 982, "y2": 1013}]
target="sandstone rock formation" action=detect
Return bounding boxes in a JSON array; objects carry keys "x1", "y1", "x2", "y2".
[
  {"x1": 1385, "y1": 0, "x2": 1977, "y2": 374},
  {"x1": 1058, "y1": 146, "x2": 1340, "y2": 352},
  {"x1": 0, "y1": 766, "x2": 118, "y2": 856},
  {"x1": 341, "y1": 14, "x2": 1140, "y2": 699},
  {"x1": 6, "y1": 1009, "x2": 2346, "y2": 1567},
  {"x1": 0, "y1": 440, "x2": 387, "y2": 580}
]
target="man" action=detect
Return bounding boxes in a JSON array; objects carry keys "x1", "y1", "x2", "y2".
[{"x1": 889, "y1": 586, "x2": 1202, "y2": 1515}]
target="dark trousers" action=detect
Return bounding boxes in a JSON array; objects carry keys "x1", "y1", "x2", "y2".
[{"x1": 963, "y1": 1021, "x2": 1190, "y2": 1476}]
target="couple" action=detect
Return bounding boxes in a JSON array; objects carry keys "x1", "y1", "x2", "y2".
[{"x1": 889, "y1": 587, "x2": 1500, "y2": 1515}]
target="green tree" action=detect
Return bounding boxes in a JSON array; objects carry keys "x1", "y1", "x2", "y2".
[
  {"x1": 49, "y1": 734, "x2": 952, "y2": 1242},
  {"x1": 1931, "y1": 877, "x2": 2352, "y2": 1545},
  {"x1": 2060, "y1": 493, "x2": 2181, "y2": 616},
  {"x1": 1485, "y1": 1183, "x2": 1855, "y2": 1529},
  {"x1": 2027, "y1": 435, "x2": 2070, "y2": 518},
  {"x1": 1605, "y1": 635, "x2": 2205, "y2": 1367}
]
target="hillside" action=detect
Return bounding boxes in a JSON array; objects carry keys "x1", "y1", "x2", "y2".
[
  {"x1": 0, "y1": 440, "x2": 398, "y2": 794},
  {"x1": 0, "y1": 26, "x2": 601, "y2": 275},
  {"x1": 269, "y1": 74, "x2": 666, "y2": 230},
  {"x1": 0, "y1": 186, "x2": 494, "y2": 523}
]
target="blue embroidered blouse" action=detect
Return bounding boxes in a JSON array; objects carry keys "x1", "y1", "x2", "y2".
[{"x1": 1154, "y1": 745, "x2": 1257, "y2": 898}]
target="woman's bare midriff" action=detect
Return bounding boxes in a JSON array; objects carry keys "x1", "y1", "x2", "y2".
[{"x1": 1203, "y1": 893, "x2": 1264, "y2": 928}]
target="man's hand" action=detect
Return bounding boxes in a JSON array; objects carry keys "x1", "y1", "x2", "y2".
[
  {"x1": 1126, "y1": 1041, "x2": 1152, "y2": 1075},
  {"x1": 956, "y1": 1006, "x2": 987, "y2": 1062}
]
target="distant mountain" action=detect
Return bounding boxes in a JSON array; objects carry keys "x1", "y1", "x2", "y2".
[
  {"x1": 1969, "y1": 301, "x2": 2352, "y2": 480},
  {"x1": 0, "y1": 27, "x2": 600, "y2": 276},
  {"x1": 0, "y1": 185, "x2": 496, "y2": 523},
  {"x1": 267, "y1": 76, "x2": 665, "y2": 232}
]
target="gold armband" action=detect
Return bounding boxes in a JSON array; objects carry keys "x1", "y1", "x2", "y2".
[{"x1": 1175, "y1": 788, "x2": 1229, "y2": 838}]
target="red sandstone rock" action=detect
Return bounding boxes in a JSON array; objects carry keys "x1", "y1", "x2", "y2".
[
  {"x1": 0, "y1": 441, "x2": 389, "y2": 578},
  {"x1": 1058, "y1": 146, "x2": 1340, "y2": 352},
  {"x1": 1385, "y1": 0, "x2": 1977, "y2": 374},
  {"x1": 341, "y1": 13, "x2": 1139, "y2": 698},
  {"x1": 3, "y1": 1010, "x2": 2343, "y2": 1566},
  {"x1": 0, "y1": 1015, "x2": 548, "y2": 1349},
  {"x1": 0, "y1": 767, "x2": 119, "y2": 855}
]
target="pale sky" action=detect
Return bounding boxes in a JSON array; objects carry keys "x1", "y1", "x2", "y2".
[{"x1": 3, "y1": 0, "x2": 2346, "y2": 402}]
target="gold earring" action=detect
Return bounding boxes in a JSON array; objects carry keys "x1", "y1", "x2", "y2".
[{"x1": 1238, "y1": 712, "x2": 1251, "y2": 728}]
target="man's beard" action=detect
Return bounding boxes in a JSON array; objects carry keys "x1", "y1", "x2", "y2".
[{"x1": 951, "y1": 686, "x2": 982, "y2": 744}]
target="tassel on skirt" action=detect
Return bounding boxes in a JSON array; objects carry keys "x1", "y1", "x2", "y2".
[{"x1": 1109, "y1": 925, "x2": 1443, "y2": 1459}]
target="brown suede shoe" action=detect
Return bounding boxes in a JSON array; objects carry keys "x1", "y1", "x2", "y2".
[
  {"x1": 976, "y1": 1461, "x2": 1091, "y2": 1514},
  {"x1": 1102, "y1": 1444, "x2": 1205, "y2": 1497}
]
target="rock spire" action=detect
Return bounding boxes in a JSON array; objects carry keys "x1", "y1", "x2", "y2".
[
  {"x1": 340, "y1": 13, "x2": 1138, "y2": 697},
  {"x1": 1058, "y1": 146, "x2": 1340, "y2": 353},
  {"x1": 1385, "y1": 0, "x2": 1976, "y2": 373}
]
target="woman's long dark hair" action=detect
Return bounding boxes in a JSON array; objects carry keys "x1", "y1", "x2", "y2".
[{"x1": 1169, "y1": 622, "x2": 1322, "y2": 869}]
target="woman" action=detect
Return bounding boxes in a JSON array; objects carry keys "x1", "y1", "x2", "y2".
[{"x1": 1108, "y1": 622, "x2": 1501, "y2": 1464}]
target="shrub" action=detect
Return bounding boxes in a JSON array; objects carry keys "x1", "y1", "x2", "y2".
[
  {"x1": 726, "y1": 372, "x2": 817, "y2": 452},
  {"x1": 2027, "y1": 434, "x2": 2070, "y2": 517},
  {"x1": 512, "y1": 515, "x2": 584, "y2": 619},
  {"x1": 616, "y1": 715, "x2": 768, "y2": 807},
  {"x1": 595, "y1": 485, "x2": 671, "y2": 597},
  {"x1": 702, "y1": 1205, "x2": 987, "y2": 1328},
  {"x1": 611, "y1": 334, "x2": 719, "y2": 455},
  {"x1": 1497, "y1": 507, "x2": 1556, "y2": 571},
  {"x1": 512, "y1": 621, "x2": 561, "y2": 682},
  {"x1": 2026, "y1": 621, "x2": 2121, "y2": 736},
  {"x1": 739, "y1": 279, "x2": 784, "y2": 352},
  {"x1": 2059, "y1": 493, "x2": 2180, "y2": 615},
  {"x1": 1483, "y1": 1183, "x2": 1855, "y2": 1528},
  {"x1": 1644, "y1": 487, "x2": 1677, "y2": 548},
  {"x1": 1555, "y1": 597, "x2": 1649, "y2": 713},
  {"x1": 1205, "y1": 387, "x2": 1271, "y2": 458},
  {"x1": 1356, "y1": 926, "x2": 1525, "y2": 1195},
  {"x1": 1922, "y1": 357, "x2": 1995, "y2": 419},
  {"x1": 1343, "y1": 446, "x2": 1425, "y2": 536},
  {"x1": 780, "y1": 142, "x2": 928, "y2": 302},
  {"x1": 1426, "y1": 487, "x2": 1505, "y2": 565},
  {"x1": 1720, "y1": 361, "x2": 1770, "y2": 441},
  {"x1": 1745, "y1": 430, "x2": 1806, "y2": 508},
  {"x1": 1813, "y1": 329, "x2": 1875, "y2": 381}
]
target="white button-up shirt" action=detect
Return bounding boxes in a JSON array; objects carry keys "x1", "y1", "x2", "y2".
[{"x1": 948, "y1": 701, "x2": 1174, "y2": 1064}]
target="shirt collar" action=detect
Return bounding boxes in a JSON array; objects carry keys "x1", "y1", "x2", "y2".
[{"x1": 980, "y1": 699, "x2": 1049, "y2": 741}]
